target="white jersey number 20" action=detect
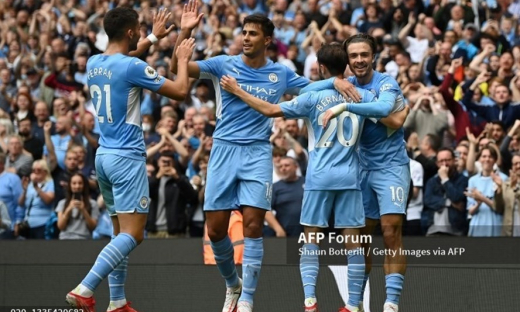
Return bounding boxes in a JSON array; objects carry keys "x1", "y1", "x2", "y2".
[{"x1": 316, "y1": 111, "x2": 360, "y2": 148}]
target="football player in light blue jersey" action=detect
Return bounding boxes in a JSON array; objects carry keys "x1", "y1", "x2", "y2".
[
  {"x1": 221, "y1": 43, "x2": 408, "y2": 312},
  {"x1": 168, "y1": 3, "x2": 363, "y2": 312},
  {"x1": 220, "y1": 43, "x2": 366, "y2": 312},
  {"x1": 304, "y1": 34, "x2": 411, "y2": 312},
  {"x1": 66, "y1": 7, "x2": 196, "y2": 312}
]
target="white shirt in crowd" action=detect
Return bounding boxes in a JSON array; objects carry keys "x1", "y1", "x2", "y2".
[{"x1": 407, "y1": 159, "x2": 424, "y2": 221}]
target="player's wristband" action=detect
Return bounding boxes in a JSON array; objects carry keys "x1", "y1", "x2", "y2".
[
  {"x1": 147, "y1": 34, "x2": 159, "y2": 44},
  {"x1": 330, "y1": 103, "x2": 348, "y2": 117}
]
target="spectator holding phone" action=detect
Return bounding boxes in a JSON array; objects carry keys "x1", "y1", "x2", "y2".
[
  {"x1": 16, "y1": 159, "x2": 55, "y2": 239},
  {"x1": 404, "y1": 87, "x2": 449, "y2": 142},
  {"x1": 146, "y1": 153, "x2": 198, "y2": 238},
  {"x1": 55, "y1": 173, "x2": 99, "y2": 240}
]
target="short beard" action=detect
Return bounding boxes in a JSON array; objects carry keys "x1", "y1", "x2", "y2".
[{"x1": 19, "y1": 130, "x2": 30, "y2": 137}]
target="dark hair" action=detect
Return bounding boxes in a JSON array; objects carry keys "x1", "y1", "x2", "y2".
[
  {"x1": 342, "y1": 33, "x2": 378, "y2": 56},
  {"x1": 397, "y1": 50, "x2": 411, "y2": 60},
  {"x1": 490, "y1": 120, "x2": 505, "y2": 131},
  {"x1": 243, "y1": 14, "x2": 274, "y2": 38},
  {"x1": 64, "y1": 173, "x2": 92, "y2": 217},
  {"x1": 500, "y1": 50, "x2": 514, "y2": 58},
  {"x1": 495, "y1": 83, "x2": 513, "y2": 95},
  {"x1": 478, "y1": 146, "x2": 498, "y2": 161},
  {"x1": 317, "y1": 43, "x2": 348, "y2": 76},
  {"x1": 280, "y1": 156, "x2": 298, "y2": 166},
  {"x1": 424, "y1": 133, "x2": 441, "y2": 152},
  {"x1": 437, "y1": 147, "x2": 456, "y2": 159},
  {"x1": 56, "y1": 52, "x2": 70, "y2": 60},
  {"x1": 18, "y1": 117, "x2": 32, "y2": 125},
  {"x1": 267, "y1": 42, "x2": 278, "y2": 52},
  {"x1": 103, "y1": 6, "x2": 139, "y2": 41},
  {"x1": 159, "y1": 152, "x2": 176, "y2": 160},
  {"x1": 364, "y1": 3, "x2": 380, "y2": 17},
  {"x1": 479, "y1": 32, "x2": 495, "y2": 43},
  {"x1": 272, "y1": 145, "x2": 287, "y2": 157}
]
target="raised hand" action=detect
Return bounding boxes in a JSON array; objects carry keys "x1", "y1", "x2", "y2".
[
  {"x1": 157, "y1": 126, "x2": 169, "y2": 137},
  {"x1": 465, "y1": 188, "x2": 484, "y2": 202},
  {"x1": 152, "y1": 8, "x2": 175, "y2": 40},
  {"x1": 44, "y1": 121, "x2": 52, "y2": 133},
  {"x1": 21, "y1": 176, "x2": 30, "y2": 190},
  {"x1": 510, "y1": 169, "x2": 518, "y2": 188},
  {"x1": 407, "y1": 132, "x2": 419, "y2": 150},
  {"x1": 450, "y1": 57, "x2": 463, "y2": 70},
  {"x1": 475, "y1": 70, "x2": 491, "y2": 84},
  {"x1": 181, "y1": 0, "x2": 204, "y2": 31},
  {"x1": 491, "y1": 172, "x2": 503, "y2": 188},
  {"x1": 466, "y1": 127, "x2": 478, "y2": 145},
  {"x1": 220, "y1": 75, "x2": 240, "y2": 94},
  {"x1": 175, "y1": 38, "x2": 196, "y2": 61},
  {"x1": 438, "y1": 165, "x2": 449, "y2": 180},
  {"x1": 408, "y1": 12, "x2": 416, "y2": 25},
  {"x1": 484, "y1": 44, "x2": 496, "y2": 55},
  {"x1": 191, "y1": 175, "x2": 202, "y2": 187},
  {"x1": 511, "y1": 119, "x2": 520, "y2": 132}
]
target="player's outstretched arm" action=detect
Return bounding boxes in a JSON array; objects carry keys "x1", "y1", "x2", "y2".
[
  {"x1": 169, "y1": 0, "x2": 203, "y2": 78},
  {"x1": 379, "y1": 105, "x2": 410, "y2": 129},
  {"x1": 129, "y1": 8, "x2": 175, "y2": 57},
  {"x1": 299, "y1": 77, "x2": 361, "y2": 102},
  {"x1": 157, "y1": 38, "x2": 196, "y2": 100},
  {"x1": 321, "y1": 93, "x2": 396, "y2": 127},
  {"x1": 220, "y1": 75, "x2": 284, "y2": 117}
]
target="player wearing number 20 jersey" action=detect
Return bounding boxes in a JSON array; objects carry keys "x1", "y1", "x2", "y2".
[
  {"x1": 87, "y1": 54, "x2": 166, "y2": 216},
  {"x1": 280, "y1": 87, "x2": 375, "y2": 228}
]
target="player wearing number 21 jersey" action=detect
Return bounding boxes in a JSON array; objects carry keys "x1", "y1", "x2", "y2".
[{"x1": 66, "y1": 7, "x2": 196, "y2": 312}]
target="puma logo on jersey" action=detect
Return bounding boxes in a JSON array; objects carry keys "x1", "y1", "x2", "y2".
[{"x1": 232, "y1": 68, "x2": 240, "y2": 76}]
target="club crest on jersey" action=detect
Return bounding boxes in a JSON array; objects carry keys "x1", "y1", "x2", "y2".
[
  {"x1": 379, "y1": 83, "x2": 392, "y2": 92},
  {"x1": 269, "y1": 73, "x2": 278, "y2": 83},
  {"x1": 145, "y1": 66, "x2": 158, "y2": 79},
  {"x1": 139, "y1": 196, "x2": 149, "y2": 209}
]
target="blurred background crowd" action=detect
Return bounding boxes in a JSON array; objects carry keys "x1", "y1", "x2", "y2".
[{"x1": 0, "y1": 0, "x2": 519, "y2": 241}]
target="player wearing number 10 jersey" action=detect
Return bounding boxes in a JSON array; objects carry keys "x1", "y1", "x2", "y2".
[
  {"x1": 304, "y1": 34, "x2": 411, "y2": 312},
  {"x1": 220, "y1": 44, "x2": 392, "y2": 312},
  {"x1": 66, "y1": 7, "x2": 195, "y2": 312}
]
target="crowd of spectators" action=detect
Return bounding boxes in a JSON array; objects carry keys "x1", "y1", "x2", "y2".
[{"x1": 0, "y1": 0, "x2": 519, "y2": 240}]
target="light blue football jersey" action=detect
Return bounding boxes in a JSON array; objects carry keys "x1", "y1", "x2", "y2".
[
  {"x1": 280, "y1": 88, "x2": 374, "y2": 191},
  {"x1": 347, "y1": 71, "x2": 409, "y2": 170},
  {"x1": 197, "y1": 55, "x2": 310, "y2": 144},
  {"x1": 87, "y1": 54, "x2": 166, "y2": 160}
]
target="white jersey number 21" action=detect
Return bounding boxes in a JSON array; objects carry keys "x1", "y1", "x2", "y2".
[{"x1": 91, "y1": 84, "x2": 113, "y2": 124}]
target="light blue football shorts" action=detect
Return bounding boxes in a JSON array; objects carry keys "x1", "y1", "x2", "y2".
[
  {"x1": 96, "y1": 153, "x2": 150, "y2": 217},
  {"x1": 300, "y1": 189, "x2": 365, "y2": 228},
  {"x1": 360, "y1": 164, "x2": 411, "y2": 220},
  {"x1": 204, "y1": 139, "x2": 273, "y2": 211}
]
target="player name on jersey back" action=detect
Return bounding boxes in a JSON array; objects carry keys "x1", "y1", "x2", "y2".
[{"x1": 87, "y1": 54, "x2": 166, "y2": 160}]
